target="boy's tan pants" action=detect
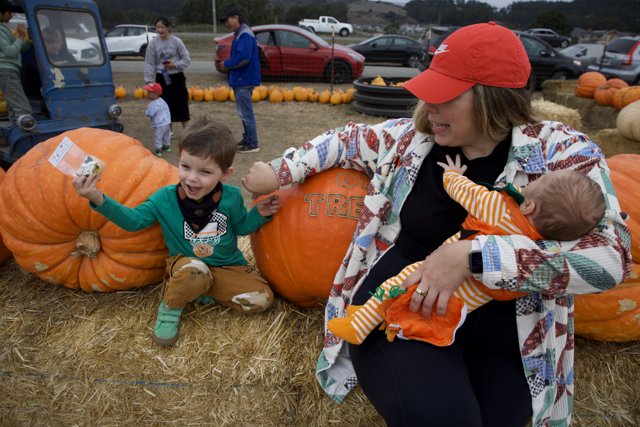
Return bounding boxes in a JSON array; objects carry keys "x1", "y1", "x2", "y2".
[{"x1": 162, "y1": 255, "x2": 273, "y2": 313}]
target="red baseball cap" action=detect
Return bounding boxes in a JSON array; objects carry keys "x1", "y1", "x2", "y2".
[
  {"x1": 144, "y1": 82, "x2": 163, "y2": 95},
  {"x1": 405, "y1": 22, "x2": 531, "y2": 104}
]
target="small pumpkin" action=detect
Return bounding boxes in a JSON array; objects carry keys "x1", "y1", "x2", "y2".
[
  {"x1": 133, "y1": 87, "x2": 145, "y2": 99},
  {"x1": 282, "y1": 89, "x2": 294, "y2": 102},
  {"x1": 214, "y1": 86, "x2": 230, "y2": 102},
  {"x1": 251, "y1": 88, "x2": 261, "y2": 102},
  {"x1": 0, "y1": 128, "x2": 178, "y2": 291},
  {"x1": 613, "y1": 86, "x2": 640, "y2": 110},
  {"x1": 574, "y1": 154, "x2": 640, "y2": 341},
  {"x1": 191, "y1": 86, "x2": 204, "y2": 102},
  {"x1": 318, "y1": 90, "x2": 331, "y2": 104},
  {"x1": 616, "y1": 100, "x2": 640, "y2": 141},
  {"x1": 575, "y1": 71, "x2": 607, "y2": 98},
  {"x1": 293, "y1": 87, "x2": 308, "y2": 102},
  {"x1": 256, "y1": 85, "x2": 268, "y2": 100},
  {"x1": 251, "y1": 168, "x2": 369, "y2": 308},
  {"x1": 269, "y1": 89, "x2": 284, "y2": 103},
  {"x1": 330, "y1": 91, "x2": 343, "y2": 105},
  {"x1": 203, "y1": 87, "x2": 214, "y2": 102},
  {"x1": 114, "y1": 85, "x2": 127, "y2": 99}
]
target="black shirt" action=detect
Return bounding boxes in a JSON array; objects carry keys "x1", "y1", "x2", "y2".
[{"x1": 395, "y1": 137, "x2": 511, "y2": 262}]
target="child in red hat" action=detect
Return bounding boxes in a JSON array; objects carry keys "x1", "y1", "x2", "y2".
[{"x1": 144, "y1": 82, "x2": 171, "y2": 156}]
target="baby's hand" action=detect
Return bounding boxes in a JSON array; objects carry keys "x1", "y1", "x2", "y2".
[
  {"x1": 437, "y1": 154, "x2": 467, "y2": 175},
  {"x1": 256, "y1": 194, "x2": 280, "y2": 217},
  {"x1": 72, "y1": 173, "x2": 104, "y2": 206}
]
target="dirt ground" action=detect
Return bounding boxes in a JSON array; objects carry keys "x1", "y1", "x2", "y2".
[{"x1": 114, "y1": 71, "x2": 381, "y2": 205}]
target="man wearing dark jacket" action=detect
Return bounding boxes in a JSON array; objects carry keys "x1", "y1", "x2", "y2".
[{"x1": 218, "y1": 6, "x2": 261, "y2": 153}]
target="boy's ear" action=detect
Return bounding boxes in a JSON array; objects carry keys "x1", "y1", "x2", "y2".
[
  {"x1": 520, "y1": 199, "x2": 537, "y2": 216},
  {"x1": 221, "y1": 166, "x2": 235, "y2": 182}
]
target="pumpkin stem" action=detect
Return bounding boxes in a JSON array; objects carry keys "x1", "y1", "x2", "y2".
[{"x1": 72, "y1": 231, "x2": 101, "y2": 258}]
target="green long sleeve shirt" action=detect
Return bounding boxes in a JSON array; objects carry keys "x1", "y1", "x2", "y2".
[
  {"x1": 0, "y1": 23, "x2": 30, "y2": 71},
  {"x1": 94, "y1": 184, "x2": 270, "y2": 266}
]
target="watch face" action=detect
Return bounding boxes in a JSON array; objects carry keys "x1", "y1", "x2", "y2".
[{"x1": 469, "y1": 251, "x2": 483, "y2": 274}]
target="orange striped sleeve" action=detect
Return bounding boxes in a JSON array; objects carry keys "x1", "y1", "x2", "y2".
[{"x1": 443, "y1": 170, "x2": 509, "y2": 227}]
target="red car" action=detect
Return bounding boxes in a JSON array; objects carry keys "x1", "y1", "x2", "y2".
[{"x1": 214, "y1": 24, "x2": 365, "y2": 84}]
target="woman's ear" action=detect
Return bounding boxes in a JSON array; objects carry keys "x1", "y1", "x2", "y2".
[
  {"x1": 221, "y1": 166, "x2": 235, "y2": 182},
  {"x1": 520, "y1": 199, "x2": 537, "y2": 216}
]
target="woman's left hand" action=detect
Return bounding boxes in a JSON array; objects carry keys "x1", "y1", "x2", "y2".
[{"x1": 402, "y1": 240, "x2": 473, "y2": 319}]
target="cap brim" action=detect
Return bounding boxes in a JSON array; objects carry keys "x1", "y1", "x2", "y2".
[
  {"x1": 404, "y1": 68, "x2": 475, "y2": 104},
  {"x1": 218, "y1": 16, "x2": 229, "y2": 23}
]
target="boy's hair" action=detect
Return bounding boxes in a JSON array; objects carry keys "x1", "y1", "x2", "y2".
[
  {"x1": 178, "y1": 116, "x2": 236, "y2": 172},
  {"x1": 42, "y1": 26, "x2": 62, "y2": 43},
  {"x1": 531, "y1": 170, "x2": 606, "y2": 241},
  {"x1": 413, "y1": 85, "x2": 535, "y2": 142}
]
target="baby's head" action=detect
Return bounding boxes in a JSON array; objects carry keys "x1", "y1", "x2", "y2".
[
  {"x1": 144, "y1": 82, "x2": 162, "y2": 100},
  {"x1": 178, "y1": 116, "x2": 236, "y2": 173},
  {"x1": 521, "y1": 169, "x2": 605, "y2": 241}
]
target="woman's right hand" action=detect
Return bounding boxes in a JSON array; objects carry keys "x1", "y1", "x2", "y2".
[
  {"x1": 242, "y1": 161, "x2": 279, "y2": 195},
  {"x1": 72, "y1": 173, "x2": 104, "y2": 206}
]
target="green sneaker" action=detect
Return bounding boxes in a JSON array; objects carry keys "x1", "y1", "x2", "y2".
[{"x1": 153, "y1": 302, "x2": 183, "y2": 346}]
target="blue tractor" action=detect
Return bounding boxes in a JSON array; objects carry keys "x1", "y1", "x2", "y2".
[{"x1": 0, "y1": 0, "x2": 123, "y2": 164}]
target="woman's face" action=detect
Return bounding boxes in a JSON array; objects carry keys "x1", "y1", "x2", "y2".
[
  {"x1": 423, "y1": 88, "x2": 484, "y2": 150},
  {"x1": 155, "y1": 22, "x2": 170, "y2": 38}
]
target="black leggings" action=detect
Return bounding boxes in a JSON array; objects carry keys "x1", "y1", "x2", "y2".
[{"x1": 349, "y1": 246, "x2": 532, "y2": 426}]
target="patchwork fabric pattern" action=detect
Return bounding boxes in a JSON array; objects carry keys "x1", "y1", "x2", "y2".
[{"x1": 268, "y1": 119, "x2": 631, "y2": 426}]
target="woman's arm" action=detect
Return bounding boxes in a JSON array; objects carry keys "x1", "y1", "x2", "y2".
[
  {"x1": 172, "y1": 36, "x2": 190, "y2": 71},
  {"x1": 480, "y1": 128, "x2": 631, "y2": 297},
  {"x1": 243, "y1": 119, "x2": 413, "y2": 194}
]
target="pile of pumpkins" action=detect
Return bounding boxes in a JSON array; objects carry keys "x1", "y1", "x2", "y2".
[
  {"x1": 114, "y1": 84, "x2": 355, "y2": 106},
  {"x1": 574, "y1": 71, "x2": 640, "y2": 141}
]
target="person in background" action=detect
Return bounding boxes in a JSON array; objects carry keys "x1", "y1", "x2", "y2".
[
  {"x1": 42, "y1": 26, "x2": 75, "y2": 65},
  {"x1": 143, "y1": 82, "x2": 171, "y2": 156},
  {"x1": 0, "y1": 0, "x2": 34, "y2": 130},
  {"x1": 241, "y1": 22, "x2": 631, "y2": 427},
  {"x1": 144, "y1": 16, "x2": 190, "y2": 136},
  {"x1": 72, "y1": 117, "x2": 280, "y2": 347},
  {"x1": 216, "y1": 6, "x2": 260, "y2": 154}
]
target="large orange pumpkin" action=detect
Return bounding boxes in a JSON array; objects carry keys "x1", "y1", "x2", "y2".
[
  {"x1": 251, "y1": 168, "x2": 369, "y2": 308},
  {"x1": 612, "y1": 86, "x2": 640, "y2": 110},
  {"x1": 0, "y1": 168, "x2": 12, "y2": 263},
  {"x1": 0, "y1": 128, "x2": 178, "y2": 291},
  {"x1": 574, "y1": 154, "x2": 640, "y2": 341}
]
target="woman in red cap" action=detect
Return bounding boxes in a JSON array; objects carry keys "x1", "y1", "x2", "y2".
[{"x1": 242, "y1": 22, "x2": 630, "y2": 426}]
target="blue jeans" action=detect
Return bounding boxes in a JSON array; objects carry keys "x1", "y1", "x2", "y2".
[{"x1": 233, "y1": 86, "x2": 258, "y2": 148}]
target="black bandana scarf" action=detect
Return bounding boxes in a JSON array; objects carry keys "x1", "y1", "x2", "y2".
[{"x1": 176, "y1": 182, "x2": 223, "y2": 232}]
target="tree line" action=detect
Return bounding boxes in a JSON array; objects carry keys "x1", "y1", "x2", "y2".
[{"x1": 94, "y1": 0, "x2": 640, "y2": 34}]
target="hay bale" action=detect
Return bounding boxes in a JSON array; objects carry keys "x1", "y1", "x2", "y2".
[
  {"x1": 593, "y1": 128, "x2": 640, "y2": 158},
  {"x1": 0, "y1": 237, "x2": 638, "y2": 425},
  {"x1": 532, "y1": 98, "x2": 583, "y2": 130},
  {"x1": 541, "y1": 79, "x2": 576, "y2": 97}
]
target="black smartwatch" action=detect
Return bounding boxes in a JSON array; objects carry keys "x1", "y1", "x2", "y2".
[{"x1": 468, "y1": 240, "x2": 483, "y2": 280}]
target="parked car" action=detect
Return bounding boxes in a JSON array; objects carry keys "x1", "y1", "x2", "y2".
[
  {"x1": 419, "y1": 26, "x2": 458, "y2": 70},
  {"x1": 524, "y1": 28, "x2": 571, "y2": 48},
  {"x1": 214, "y1": 24, "x2": 365, "y2": 84},
  {"x1": 587, "y1": 36, "x2": 640, "y2": 84},
  {"x1": 516, "y1": 32, "x2": 584, "y2": 89},
  {"x1": 100, "y1": 24, "x2": 157, "y2": 59},
  {"x1": 298, "y1": 16, "x2": 352, "y2": 37},
  {"x1": 348, "y1": 35, "x2": 425, "y2": 68},
  {"x1": 560, "y1": 43, "x2": 605, "y2": 68}
]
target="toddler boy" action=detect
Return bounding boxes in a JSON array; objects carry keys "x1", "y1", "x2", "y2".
[
  {"x1": 144, "y1": 82, "x2": 171, "y2": 156},
  {"x1": 73, "y1": 117, "x2": 281, "y2": 346}
]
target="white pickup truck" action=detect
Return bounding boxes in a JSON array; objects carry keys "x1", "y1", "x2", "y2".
[{"x1": 298, "y1": 16, "x2": 353, "y2": 37}]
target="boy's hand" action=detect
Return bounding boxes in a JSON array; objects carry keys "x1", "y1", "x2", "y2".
[
  {"x1": 256, "y1": 194, "x2": 280, "y2": 217},
  {"x1": 437, "y1": 154, "x2": 467, "y2": 175},
  {"x1": 72, "y1": 173, "x2": 105, "y2": 206}
]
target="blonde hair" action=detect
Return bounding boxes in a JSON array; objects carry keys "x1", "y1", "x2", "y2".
[
  {"x1": 413, "y1": 85, "x2": 535, "y2": 142},
  {"x1": 531, "y1": 170, "x2": 605, "y2": 241},
  {"x1": 178, "y1": 116, "x2": 236, "y2": 172}
]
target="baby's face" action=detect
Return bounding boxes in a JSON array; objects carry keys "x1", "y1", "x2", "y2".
[{"x1": 45, "y1": 38, "x2": 63, "y2": 54}]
